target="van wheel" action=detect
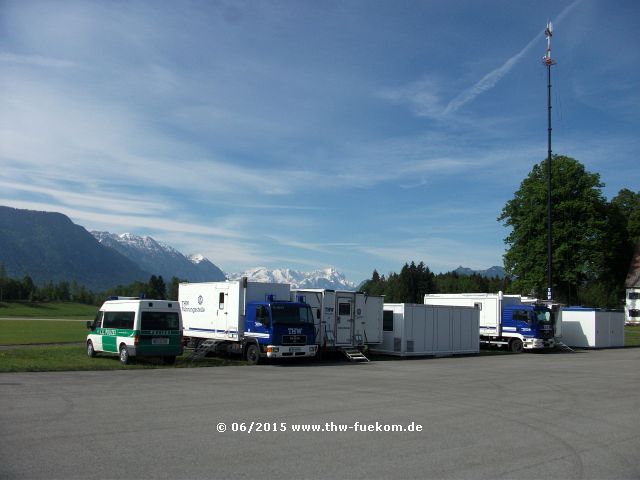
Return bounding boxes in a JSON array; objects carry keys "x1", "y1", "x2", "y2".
[
  {"x1": 162, "y1": 356, "x2": 176, "y2": 365},
  {"x1": 87, "y1": 341, "x2": 96, "y2": 358},
  {"x1": 119, "y1": 345, "x2": 131, "y2": 365},
  {"x1": 245, "y1": 344, "x2": 260, "y2": 365},
  {"x1": 509, "y1": 338, "x2": 524, "y2": 353}
]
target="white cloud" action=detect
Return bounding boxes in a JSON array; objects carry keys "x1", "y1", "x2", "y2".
[{"x1": 0, "y1": 52, "x2": 75, "y2": 68}]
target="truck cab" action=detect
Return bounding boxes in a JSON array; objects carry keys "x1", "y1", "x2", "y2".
[
  {"x1": 244, "y1": 300, "x2": 317, "y2": 362},
  {"x1": 502, "y1": 304, "x2": 555, "y2": 350}
]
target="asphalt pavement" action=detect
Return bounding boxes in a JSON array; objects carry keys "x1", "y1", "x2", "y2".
[{"x1": 1, "y1": 348, "x2": 639, "y2": 479}]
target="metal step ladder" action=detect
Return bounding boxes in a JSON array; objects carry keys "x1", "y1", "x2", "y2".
[
  {"x1": 342, "y1": 348, "x2": 369, "y2": 362},
  {"x1": 188, "y1": 339, "x2": 220, "y2": 361},
  {"x1": 555, "y1": 340, "x2": 575, "y2": 353}
]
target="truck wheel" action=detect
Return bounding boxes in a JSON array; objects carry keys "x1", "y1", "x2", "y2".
[
  {"x1": 245, "y1": 344, "x2": 260, "y2": 365},
  {"x1": 509, "y1": 338, "x2": 524, "y2": 353},
  {"x1": 87, "y1": 340, "x2": 96, "y2": 358},
  {"x1": 119, "y1": 344, "x2": 131, "y2": 365}
]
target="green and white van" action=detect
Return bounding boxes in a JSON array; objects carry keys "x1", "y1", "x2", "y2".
[{"x1": 86, "y1": 297, "x2": 183, "y2": 365}]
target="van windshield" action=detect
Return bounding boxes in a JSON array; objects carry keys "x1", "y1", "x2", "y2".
[
  {"x1": 141, "y1": 311, "x2": 180, "y2": 330},
  {"x1": 271, "y1": 304, "x2": 313, "y2": 325}
]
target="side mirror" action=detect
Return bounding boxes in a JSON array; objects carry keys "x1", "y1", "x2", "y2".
[{"x1": 86, "y1": 321, "x2": 94, "y2": 330}]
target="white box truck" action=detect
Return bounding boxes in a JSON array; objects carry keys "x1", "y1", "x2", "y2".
[
  {"x1": 290, "y1": 289, "x2": 383, "y2": 350},
  {"x1": 559, "y1": 307, "x2": 625, "y2": 348},
  {"x1": 370, "y1": 303, "x2": 479, "y2": 357},
  {"x1": 179, "y1": 279, "x2": 317, "y2": 364},
  {"x1": 423, "y1": 292, "x2": 555, "y2": 352}
]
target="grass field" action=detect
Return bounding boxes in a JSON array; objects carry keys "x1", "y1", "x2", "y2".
[
  {"x1": 0, "y1": 346, "x2": 246, "y2": 372},
  {"x1": 1, "y1": 316, "x2": 638, "y2": 372},
  {"x1": 0, "y1": 319, "x2": 87, "y2": 345},
  {"x1": 624, "y1": 325, "x2": 640, "y2": 347},
  {"x1": 0, "y1": 302, "x2": 97, "y2": 319}
]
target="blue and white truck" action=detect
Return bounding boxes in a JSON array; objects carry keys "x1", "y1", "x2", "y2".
[
  {"x1": 179, "y1": 279, "x2": 317, "y2": 364},
  {"x1": 423, "y1": 292, "x2": 555, "y2": 352}
]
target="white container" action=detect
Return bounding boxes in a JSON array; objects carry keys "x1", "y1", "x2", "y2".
[
  {"x1": 560, "y1": 308, "x2": 625, "y2": 348},
  {"x1": 291, "y1": 289, "x2": 383, "y2": 348},
  {"x1": 370, "y1": 303, "x2": 479, "y2": 357}
]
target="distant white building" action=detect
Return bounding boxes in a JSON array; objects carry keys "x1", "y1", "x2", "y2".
[{"x1": 625, "y1": 241, "x2": 640, "y2": 325}]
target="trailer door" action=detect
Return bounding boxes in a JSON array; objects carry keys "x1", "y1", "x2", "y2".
[{"x1": 335, "y1": 295, "x2": 354, "y2": 345}]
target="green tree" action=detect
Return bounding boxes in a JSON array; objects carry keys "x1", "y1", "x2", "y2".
[
  {"x1": 499, "y1": 155, "x2": 622, "y2": 305},
  {"x1": 611, "y1": 188, "x2": 640, "y2": 241},
  {"x1": 168, "y1": 276, "x2": 185, "y2": 301},
  {"x1": 148, "y1": 275, "x2": 167, "y2": 300},
  {"x1": 0, "y1": 263, "x2": 6, "y2": 302}
]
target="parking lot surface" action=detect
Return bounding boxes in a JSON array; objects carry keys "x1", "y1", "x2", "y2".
[{"x1": 1, "y1": 349, "x2": 639, "y2": 479}]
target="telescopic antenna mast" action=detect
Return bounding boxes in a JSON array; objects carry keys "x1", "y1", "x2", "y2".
[{"x1": 543, "y1": 21, "x2": 556, "y2": 302}]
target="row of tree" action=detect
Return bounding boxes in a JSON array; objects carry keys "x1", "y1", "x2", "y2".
[
  {"x1": 360, "y1": 261, "x2": 512, "y2": 303},
  {"x1": 0, "y1": 265, "x2": 183, "y2": 305}
]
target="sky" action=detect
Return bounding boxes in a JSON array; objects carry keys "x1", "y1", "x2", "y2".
[{"x1": 1, "y1": 0, "x2": 639, "y2": 284}]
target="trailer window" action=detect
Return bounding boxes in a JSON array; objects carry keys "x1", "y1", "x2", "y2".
[
  {"x1": 338, "y1": 302, "x2": 351, "y2": 316},
  {"x1": 219, "y1": 292, "x2": 225, "y2": 309},
  {"x1": 629, "y1": 292, "x2": 640, "y2": 300},
  {"x1": 141, "y1": 311, "x2": 180, "y2": 330},
  {"x1": 271, "y1": 305, "x2": 313, "y2": 325},
  {"x1": 103, "y1": 312, "x2": 134, "y2": 330},
  {"x1": 383, "y1": 311, "x2": 394, "y2": 332}
]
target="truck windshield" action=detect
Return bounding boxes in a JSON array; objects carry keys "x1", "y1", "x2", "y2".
[
  {"x1": 141, "y1": 311, "x2": 180, "y2": 330},
  {"x1": 534, "y1": 309, "x2": 553, "y2": 324},
  {"x1": 271, "y1": 304, "x2": 313, "y2": 325}
]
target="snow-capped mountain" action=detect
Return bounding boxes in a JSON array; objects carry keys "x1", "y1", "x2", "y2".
[
  {"x1": 91, "y1": 231, "x2": 226, "y2": 282},
  {"x1": 227, "y1": 267, "x2": 356, "y2": 290}
]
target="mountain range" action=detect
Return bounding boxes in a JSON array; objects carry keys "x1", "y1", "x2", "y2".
[
  {"x1": 227, "y1": 267, "x2": 356, "y2": 290},
  {"x1": 0, "y1": 206, "x2": 148, "y2": 290},
  {"x1": 453, "y1": 265, "x2": 507, "y2": 279},
  {"x1": 0, "y1": 206, "x2": 358, "y2": 291},
  {"x1": 91, "y1": 231, "x2": 225, "y2": 283},
  {"x1": 1, "y1": 206, "x2": 505, "y2": 291}
]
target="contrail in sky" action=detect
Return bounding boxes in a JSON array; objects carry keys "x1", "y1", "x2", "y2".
[{"x1": 443, "y1": 0, "x2": 583, "y2": 115}]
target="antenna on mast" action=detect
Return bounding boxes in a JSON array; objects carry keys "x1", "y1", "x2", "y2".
[
  {"x1": 543, "y1": 21, "x2": 556, "y2": 66},
  {"x1": 543, "y1": 20, "x2": 556, "y2": 302}
]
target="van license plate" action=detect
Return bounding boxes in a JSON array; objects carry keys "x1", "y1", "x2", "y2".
[
  {"x1": 152, "y1": 338, "x2": 169, "y2": 345},
  {"x1": 289, "y1": 347, "x2": 301, "y2": 352}
]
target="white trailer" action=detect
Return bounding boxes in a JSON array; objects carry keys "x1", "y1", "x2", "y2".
[
  {"x1": 291, "y1": 289, "x2": 383, "y2": 349},
  {"x1": 370, "y1": 303, "x2": 479, "y2": 357},
  {"x1": 559, "y1": 308, "x2": 625, "y2": 348}
]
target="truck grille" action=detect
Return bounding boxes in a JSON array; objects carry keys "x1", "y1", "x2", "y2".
[{"x1": 282, "y1": 335, "x2": 307, "y2": 345}]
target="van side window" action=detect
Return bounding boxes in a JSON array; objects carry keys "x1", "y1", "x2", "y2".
[
  {"x1": 93, "y1": 312, "x2": 103, "y2": 329},
  {"x1": 219, "y1": 292, "x2": 225, "y2": 309},
  {"x1": 103, "y1": 312, "x2": 135, "y2": 329}
]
